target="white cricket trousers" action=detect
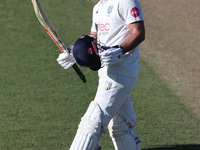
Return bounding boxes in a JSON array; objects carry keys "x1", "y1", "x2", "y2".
[
  {"x1": 69, "y1": 72, "x2": 140, "y2": 150},
  {"x1": 94, "y1": 72, "x2": 141, "y2": 149},
  {"x1": 94, "y1": 72, "x2": 137, "y2": 126}
]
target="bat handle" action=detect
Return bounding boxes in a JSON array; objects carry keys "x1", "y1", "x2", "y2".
[{"x1": 72, "y1": 64, "x2": 86, "y2": 83}]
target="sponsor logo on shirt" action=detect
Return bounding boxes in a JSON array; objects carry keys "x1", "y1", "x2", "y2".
[
  {"x1": 131, "y1": 7, "x2": 140, "y2": 18},
  {"x1": 98, "y1": 22, "x2": 110, "y2": 31}
]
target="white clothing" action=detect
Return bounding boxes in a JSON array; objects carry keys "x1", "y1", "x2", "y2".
[
  {"x1": 91, "y1": 0, "x2": 144, "y2": 77},
  {"x1": 70, "y1": 0, "x2": 144, "y2": 149},
  {"x1": 94, "y1": 73, "x2": 137, "y2": 125},
  {"x1": 70, "y1": 72, "x2": 140, "y2": 150}
]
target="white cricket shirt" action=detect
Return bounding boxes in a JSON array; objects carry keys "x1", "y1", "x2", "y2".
[{"x1": 91, "y1": 0, "x2": 144, "y2": 77}]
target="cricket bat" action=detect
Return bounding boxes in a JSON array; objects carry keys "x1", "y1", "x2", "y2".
[{"x1": 31, "y1": 0, "x2": 86, "y2": 83}]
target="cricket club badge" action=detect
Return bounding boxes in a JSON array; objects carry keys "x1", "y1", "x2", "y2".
[
  {"x1": 107, "y1": 6, "x2": 113, "y2": 14},
  {"x1": 105, "y1": 81, "x2": 112, "y2": 91}
]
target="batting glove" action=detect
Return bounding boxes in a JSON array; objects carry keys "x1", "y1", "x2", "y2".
[
  {"x1": 57, "y1": 45, "x2": 76, "y2": 69},
  {"x1": 99, "y1": 47, "x2": 123, "y2": 66}
]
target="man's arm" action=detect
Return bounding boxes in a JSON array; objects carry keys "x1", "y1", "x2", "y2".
[
  {"x1": 90, "y1": 21, "x2": 145, "y2": 54},
  {"x1": 120, "y1": 21, "x2": 145, "y2": 54}
]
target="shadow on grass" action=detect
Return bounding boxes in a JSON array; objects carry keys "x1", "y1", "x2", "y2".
[{"x1": 143, "y1": 144, "x2": 200, "y2": 150}]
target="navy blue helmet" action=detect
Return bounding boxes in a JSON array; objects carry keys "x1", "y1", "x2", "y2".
[{"x1": 73, "y1": 35, "x2": 101, "y2": 71}]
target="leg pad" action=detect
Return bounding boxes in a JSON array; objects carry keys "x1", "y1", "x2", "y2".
[{"x1": 70, "y1": 101, "x2": 105, "y2": 150}]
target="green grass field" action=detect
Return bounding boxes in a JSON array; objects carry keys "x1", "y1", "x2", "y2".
[{"x1": 0, "y1": 0, "x2": 199, "y2": 150}]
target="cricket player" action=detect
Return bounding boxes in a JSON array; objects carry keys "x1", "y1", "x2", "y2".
[{"x1": 57, "y1": 0, "x2": 145, "y2": 149}]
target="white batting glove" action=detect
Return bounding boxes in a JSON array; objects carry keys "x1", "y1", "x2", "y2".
[
  {"x1": 99, "y1": 47, "x2": 123, "y2": 66},
  {"x1": 57, "y1": 45, "x2": 76, "y2": 69}
]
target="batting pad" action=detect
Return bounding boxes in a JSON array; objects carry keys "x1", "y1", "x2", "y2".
[
  {"x1": 70, "y1": 101, "x2": 104, "y2": 150},
  {"x1": 108, "y1": 113, "x2": 141, "y2": 150},
  {"x1": 112, "y1": 133, "x2": 141, "y2": 150}
]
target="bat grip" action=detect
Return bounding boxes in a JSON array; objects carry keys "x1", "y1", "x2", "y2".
[{"x1": 72, "y1": 64, "x2": 86, "y2": 83}]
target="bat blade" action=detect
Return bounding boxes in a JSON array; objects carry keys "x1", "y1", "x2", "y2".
[
  {"x1": 31, "y1": 0, "x2": 86, "y2": 83},
  {"x1": 31, "y1": 0, "x2": 66, "y2": 52}
]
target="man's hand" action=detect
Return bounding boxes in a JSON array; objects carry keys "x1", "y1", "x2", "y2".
[
  {"x1": 99, "y1": 47, "x2": 123, "y2": 66},
  {"x1": 57, "y1": 45, "x2": 76, "y2": 69}
]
